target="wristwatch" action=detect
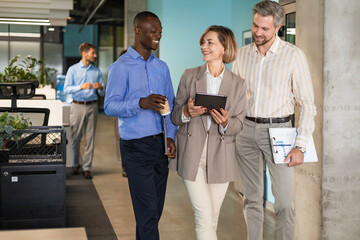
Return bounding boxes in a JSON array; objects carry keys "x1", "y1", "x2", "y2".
[{"x1": 295, "y1": 146, "x2": 306, "y2": 153}]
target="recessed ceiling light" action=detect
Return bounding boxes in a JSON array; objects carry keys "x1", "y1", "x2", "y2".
[{"x1": 0, "y1": 18, "x2": 50, "y2": 23}]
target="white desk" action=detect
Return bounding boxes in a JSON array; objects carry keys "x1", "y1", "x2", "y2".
[
  {"x1": 62, "y1": 103, "x2": 73, "y2": 167},
  {"x1": 0, "y1": 99, "x2": 63, "y2": 126},
  {"x1": 35, "y1": 86, "x2": 56, "y2": 100}
]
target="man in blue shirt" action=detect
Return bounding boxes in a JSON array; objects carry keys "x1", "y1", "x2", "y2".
[
  {"x1": 64, "y1": 43, "x2": 105, "y2": 179},
  {"x1": 104, "y1": 11, "x2": 177, "y2": 240}
]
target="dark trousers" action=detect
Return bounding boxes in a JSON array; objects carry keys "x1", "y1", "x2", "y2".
[{"x1": 120, "y1": 134, "x2": 169, "y2": 240}]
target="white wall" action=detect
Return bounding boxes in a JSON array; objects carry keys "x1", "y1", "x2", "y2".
[{"x1": 148, "y1": 0, "x2": 260, "y2": 92}]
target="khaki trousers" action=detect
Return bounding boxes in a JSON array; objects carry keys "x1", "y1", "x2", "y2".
[
  {"x1": 184, "y1": 137, "x2": 229, "y2": 240},
  {"x1": 70, "y1": 102, "x2": 98, "y2": 171},
  {"x1": 236, "y1": 119, "x2": 295, "y2": 240}
]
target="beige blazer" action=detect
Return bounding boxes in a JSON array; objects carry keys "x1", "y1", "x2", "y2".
[{"x1": 169, "y1": 64, "x2": 246, "y2": 184}]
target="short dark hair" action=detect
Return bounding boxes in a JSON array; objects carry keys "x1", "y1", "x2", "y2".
[
  {"x1": 133, "y1": 11, "x2": 159, "y2": 28},
  {"x1": 79, "y1": 43, "x2": 96, "y2": 55},
  {"x1": 253, "y1": 0, "x2": 284, "y2": 27},
  {"x1": 199, "y1": 25, "x2": 238, "y2": 64}
]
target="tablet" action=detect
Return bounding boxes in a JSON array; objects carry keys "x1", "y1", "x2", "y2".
[{"x1": 194, "y1": 93, "x2": 227, "y2": 115}]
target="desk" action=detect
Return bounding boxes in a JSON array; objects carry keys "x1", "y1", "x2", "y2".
[
  {"x1": 0, "y1": 100, "x2": 62, "y2": 126},
  {"x1": 0, "y1": 227, "x2": 87, "y2": 240},
  {"x1": 35, "y1": 86, "x2": 56, "y2": 100},
  {"x1": 62, "y1": 103, "x2": 72, "y2": 167}
]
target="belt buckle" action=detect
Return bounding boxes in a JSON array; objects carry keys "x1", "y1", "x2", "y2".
[{"x1": 258, "y1": 117, "x2": 265, "y2": 124}]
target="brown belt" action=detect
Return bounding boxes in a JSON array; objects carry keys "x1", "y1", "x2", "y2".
[
  {"x1": 245, "y1": 116, "x2": 291, "y2": 124},
  {"x1": 72, "y1": 100, "x2": 97, "y2": 105}
]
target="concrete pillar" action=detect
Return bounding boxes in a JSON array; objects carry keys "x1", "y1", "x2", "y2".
[
  {"x1": 124, "y1": 0, "x2": 147, "y2": 48},
  {"x1": 297, "y1": 0, "x2": 360, "y2": 238},
  {"x1": 295, "y1": 1, "x2": 324, "y2": 239},
  {"x1": 322, "y1": 0, "x2": 360, "y2": 239}
]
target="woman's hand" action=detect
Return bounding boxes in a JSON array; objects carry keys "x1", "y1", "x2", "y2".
[
  {"x1": 184, "y1": 98, "x2": 207, "y2": 117},
  {"x1": 210, "y1": 108, "x2": 229, "y2": 128}
]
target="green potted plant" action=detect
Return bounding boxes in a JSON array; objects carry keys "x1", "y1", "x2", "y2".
[
  {"x1": 0, "y1": 112, "x2": 32, "y2": 162},
  {"x1": 0, "y1": 55, "x2": 57, "y2": 87}
]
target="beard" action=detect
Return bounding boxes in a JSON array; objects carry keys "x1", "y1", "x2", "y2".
[
  {"x1": 253, "y1": 36, "x2": 268, "y2": 46},
  {"x1": 252, "y1": 33, "x2": 273, "y2": 47}
]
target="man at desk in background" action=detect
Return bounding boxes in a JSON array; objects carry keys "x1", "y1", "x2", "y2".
[
  {"x1": 104, "y1": 11, "x2": 176, "y2": 240},
  {"x1": 232, "y1": 1, "x2": 316, "y2": 239},
  {"x1": 64, "y1": 42, "x2": 105, "y2": 179}
]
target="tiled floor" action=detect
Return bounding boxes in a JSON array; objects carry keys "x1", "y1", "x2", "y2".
[{"x1": 91, "y1": 113, "x2": 275, "y2": 240}]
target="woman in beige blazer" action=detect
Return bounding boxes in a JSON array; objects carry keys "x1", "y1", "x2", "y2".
[{"x1": 169, "y1": 26, "x2": 246, "y2": 240}]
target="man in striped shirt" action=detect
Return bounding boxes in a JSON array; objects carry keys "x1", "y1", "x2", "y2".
[{"x1": 232, "y1": 1, "x2": 316, "y2": 240}]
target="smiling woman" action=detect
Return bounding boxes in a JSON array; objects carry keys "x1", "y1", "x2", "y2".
[{"x1": 169, "y1": 25, "x2": 246, "y2": 240}]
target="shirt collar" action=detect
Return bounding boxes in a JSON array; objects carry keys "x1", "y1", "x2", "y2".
[
  {"x1": 79, "y1": 60, "x2": 93, "y2": 69},
  {"x1": 252, "y1": 35, "x2": 281, "y2": 55},
  {"x1": 128, "y1": 45, "x2": 155, "y2": 61},
  {"x1": 269, "y1": 35, "x2": 281, "y2": 54},
  {"x1": 205, "y1": 63, "x2": 225, "y2": 80}
]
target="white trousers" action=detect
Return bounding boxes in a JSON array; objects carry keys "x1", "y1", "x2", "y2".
[{"x1": 184, "y1": 137, "x2": 229, "y2": 240}]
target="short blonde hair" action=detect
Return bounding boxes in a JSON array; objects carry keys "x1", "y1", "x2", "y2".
[{"x1": 199, "y1": 25, "x2": 238, "y2": 64}]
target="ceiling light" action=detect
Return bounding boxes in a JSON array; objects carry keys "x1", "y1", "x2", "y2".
[
  {"x1": 0, "y1": 18, "x2": 50, "y2": 23},
  {"x1": 0, "y1": 18, "x2": 50, "y2": 26},
  {"x1": 48, "y1": 27, "x2": 55, "y2": 31},
  {"x1": 0, "y1": 32, "x2": 41, "y2": 38},
  {"x1": 0, "y1": 21, "x2": 50, "y2": 26}
]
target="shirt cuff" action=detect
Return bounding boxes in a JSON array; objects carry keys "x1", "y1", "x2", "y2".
[
  {"x1": 219, "y1": 123, "x2": 228, "y2": 135},
  {"x1": 127, "y1": 98, "x2": 142, "y2": 117},
  {"x1": 181, "y1": 106, "x2": 191, "y2": 123},
  {"x1": 295, "y1": 138, "x2": 307, "y2": 149}
]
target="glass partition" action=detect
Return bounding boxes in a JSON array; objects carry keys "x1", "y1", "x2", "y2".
[{"x1": 286, "y1": 12, "x2": 296, "y2": 45}]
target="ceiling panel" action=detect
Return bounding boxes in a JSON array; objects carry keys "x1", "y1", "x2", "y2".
[{"x1": 0, "y1": 0, "x2": 73, "y2": 26}]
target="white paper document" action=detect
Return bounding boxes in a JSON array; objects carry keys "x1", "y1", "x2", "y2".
[{"x1": 269, "y1": 128, "x2": 318, "y2": 164}]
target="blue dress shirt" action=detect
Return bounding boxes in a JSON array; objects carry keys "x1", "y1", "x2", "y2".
[
  {"x1": 64, "y1": 60, "x2": 105, "y2": 101},
  {"x1": 104, "y1": 46, "x2": 177, "y2": 141}
]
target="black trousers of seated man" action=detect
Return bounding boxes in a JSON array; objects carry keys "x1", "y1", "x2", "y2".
[{"x1": 120, "y1": 134, "x2": 168, "y2": 240}]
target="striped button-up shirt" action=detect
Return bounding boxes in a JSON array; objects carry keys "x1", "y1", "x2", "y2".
[{"x1": 232, "y1": 36, "x2": 316, "y2": 148}]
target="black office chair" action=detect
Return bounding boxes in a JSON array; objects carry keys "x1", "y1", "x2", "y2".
[
  {"x1": 0, "y1": 81, "x2": 50, "y2": 126},
  {"x1": 0, "y1": 81, "x2": 50, "y2": 153},
  {"x1": 0, "y1": 107, "x2": 50, "y2": 126}
]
